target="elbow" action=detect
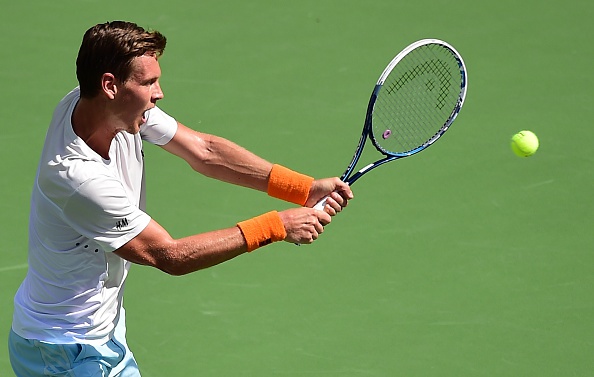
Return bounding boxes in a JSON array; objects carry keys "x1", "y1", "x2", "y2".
[
  {"x1": 185, "y1": 136, "x2": 216, "y2": 175},
  {"x1": 135, "y1": 238, "x2": 219, "y2": 276},
  {"x1": 157, "y1": 263, "x2": 183, "y2": 276},
  {"x1": 161, "y1": 266, "x2": 193, "y2": 277},
  {"x1": 155, "y1": 255, "x2": 193, "y2": 276},
  {"x1": 141, "y1": 244, "x2": 190, "y2": 276},
  {"x1": 153, "y1": 248, "x2": 211, "y2": 276}
]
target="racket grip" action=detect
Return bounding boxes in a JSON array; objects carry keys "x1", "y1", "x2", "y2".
[
  {"x1": 313, "y1": 196, "x2": 329, "y2": 211},
  {"x1": 295, "y1": 196, "x2": 329, "y2": 246}
]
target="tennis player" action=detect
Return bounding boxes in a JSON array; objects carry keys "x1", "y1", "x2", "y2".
[{"x1": 8, "y1": 21, "x2": 353, "y2": 376}]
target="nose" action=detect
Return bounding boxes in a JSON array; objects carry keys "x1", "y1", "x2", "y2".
[{"x1": 152, "y1": 81, "x2": 164, "y2": 101}]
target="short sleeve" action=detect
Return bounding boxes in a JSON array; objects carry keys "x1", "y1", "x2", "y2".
[
  {"x1": 140, "y1": 106, "x2": 178, "y2": 145},
  {"x1": 62, "y1": 175, "x2": 151, "y2": 252}
]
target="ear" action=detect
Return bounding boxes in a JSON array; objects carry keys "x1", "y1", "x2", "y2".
[{"x1": 101, "y1": 73, "x2": 117, "y2": 100}]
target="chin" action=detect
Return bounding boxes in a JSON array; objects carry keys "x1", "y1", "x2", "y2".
[
  {"x1": 132, "y1": 117, "x2": 146, "y2": 133},
  {"x1": 123, "y1": 123, "x2": 142, "y2": 135}
]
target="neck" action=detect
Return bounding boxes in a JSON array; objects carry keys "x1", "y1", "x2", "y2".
[{"x1": 72, "y1": 97, "x2": 118, "y2": 160}]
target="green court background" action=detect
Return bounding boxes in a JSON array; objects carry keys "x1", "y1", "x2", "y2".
[{"x1": 1, "y1": 1, "x2": 592, "y2": 376}]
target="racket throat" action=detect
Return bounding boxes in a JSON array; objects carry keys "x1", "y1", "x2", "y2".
[
  {"x1": 358, "y1": 163, "x2": 374, "y2": 175},
  {"x1": 346, "y1": 163, "x2": 375, "y2": 185}
]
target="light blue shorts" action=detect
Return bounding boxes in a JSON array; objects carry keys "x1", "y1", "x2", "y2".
[{"x1": 8, "y1": 310, "x2": 140, "y2": 377}]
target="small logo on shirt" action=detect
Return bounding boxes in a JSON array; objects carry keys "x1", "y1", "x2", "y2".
[{"x1": 115, "y1": 218, "x2": 129, "y2": 231}]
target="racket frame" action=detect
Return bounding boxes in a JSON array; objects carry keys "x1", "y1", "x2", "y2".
[{"x1": 340, "y1": 39, "x2": 468, "y2": 186}]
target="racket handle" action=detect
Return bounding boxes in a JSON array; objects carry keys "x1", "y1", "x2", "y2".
[
  {"x1": 313, "y1": 196, "x2": 329, "y2": 211},
  {"x1": 295, "y1": 196, "x2": 329, "y2": 246}
]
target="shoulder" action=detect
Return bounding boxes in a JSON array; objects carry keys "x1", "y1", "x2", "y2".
[
  {"x1": 38, "y1": 156, "x2": 115, "y2": 209},
  {"x1": 140, "y1": 106, "x2": 178, "y2": 145},
  {"x1": 50, "y1": 87, "x2": 81, "y2": 124}
]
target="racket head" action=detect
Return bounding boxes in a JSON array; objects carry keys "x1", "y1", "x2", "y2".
[{"x1": 367, "y1": 39, "x2": 468, "y2": 157}]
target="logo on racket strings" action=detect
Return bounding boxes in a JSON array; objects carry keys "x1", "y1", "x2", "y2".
[{"x1": 385, "y1": 59, "x2": 451, "y2": 109}]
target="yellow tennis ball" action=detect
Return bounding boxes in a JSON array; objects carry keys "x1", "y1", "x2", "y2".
[{"x1": 511, "y1": 130, "x2": 539, "y2": 157}]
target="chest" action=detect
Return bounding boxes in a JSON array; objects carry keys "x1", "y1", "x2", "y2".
[{"x1": 107, "y1": 132, "x2": 145, "y2": 205}]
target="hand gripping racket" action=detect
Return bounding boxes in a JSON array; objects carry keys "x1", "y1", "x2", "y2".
[{"x1": 314, "y1": 39, "x2": 468, "y2": 210}]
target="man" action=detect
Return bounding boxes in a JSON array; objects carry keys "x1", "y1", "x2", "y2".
[{"x1": 9, "y1": 21, "x2": 353, "y2": 376}]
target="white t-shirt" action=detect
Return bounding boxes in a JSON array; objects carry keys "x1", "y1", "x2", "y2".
[{"x1": 12, "y1": 87, "x2": 178, "y2": 345}]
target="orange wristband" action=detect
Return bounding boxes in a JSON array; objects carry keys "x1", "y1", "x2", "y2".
[
  {"x1": 267, "y1": 164, "x2": 314, "y2": 206},
  {"x1": 237, "y1": 211, "x2": 287, "y2": 252}
]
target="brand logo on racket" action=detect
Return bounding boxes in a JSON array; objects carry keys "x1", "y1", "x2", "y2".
[{"x1": 385, "y1": 59, "x2": 451, "y2": 109}]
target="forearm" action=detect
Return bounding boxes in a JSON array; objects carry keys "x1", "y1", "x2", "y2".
[
  {"x1": 116, "y1": 221, "x2": 249, "y2": 276},
  {"x1": 195, "y1": 134, "x2": 273, "y2": 191},
  {"x1": 158, "y1": 227, "x2": 248, "y2": 275},
  {"x1": 154, "y1": 209, "x2": 326, "y2": 274},
  {"x1": 157, "y1": 210, "x2": 288, "y2": 274},
  {"x1": 162, "y1": 122, "x2": 349, "y2": 208},
  {"x1": 135, "y1": 211, "x2": 332, "y2": 277},
  {"x1": 161, "y1": 123, "x2": 272, "y2": 192}
]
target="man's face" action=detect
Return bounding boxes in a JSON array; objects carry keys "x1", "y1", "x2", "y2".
[{"x1": 114, "y1": 54, "x2": 164, "y2": 133}]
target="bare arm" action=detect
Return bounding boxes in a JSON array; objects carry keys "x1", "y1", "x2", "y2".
[
  {"x1": 114, "y1": 219, "x2": 247, "y2": 275},
  {"x1": 161, "y1": 122, "x2": 354, "y2": 210},
  {"x1": 114, "y1": 208, "x2": 330, "y2": 275},
  {"x1": 115, "y1": 121, "x2": 353, "y2": 274},
  {"x1": 161, "y1": 122, "x2": 273, "y2": 191}
]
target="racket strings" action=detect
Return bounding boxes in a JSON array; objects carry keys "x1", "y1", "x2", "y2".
[{"x1": 372, "y1": 44, "x2": 463, "y2": 155}]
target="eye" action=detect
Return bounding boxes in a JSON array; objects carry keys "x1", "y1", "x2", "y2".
[{"x1": 142, "y1": 78, "x2": 158, "y2": 86}]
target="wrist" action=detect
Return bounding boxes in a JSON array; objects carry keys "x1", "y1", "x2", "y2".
[
  {"x1": 237, "y1": 211, "x2": 287, "y2": 252},
  {"x1": 267, "y1": 164, "x2": 314, "y2": 206}
]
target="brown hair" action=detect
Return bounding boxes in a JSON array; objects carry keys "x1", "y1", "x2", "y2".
[{"x1": 76, "y1": 21, "x2": 167, "y2": 98}]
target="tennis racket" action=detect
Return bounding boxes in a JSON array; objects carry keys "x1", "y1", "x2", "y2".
[{"x1": 314, "y1": 38, "x2": 468, "y2": 210}]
